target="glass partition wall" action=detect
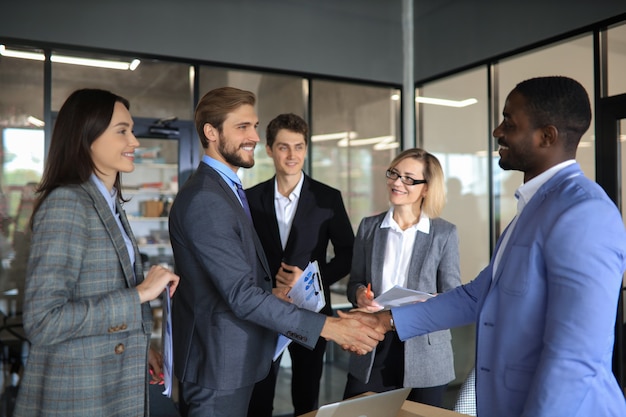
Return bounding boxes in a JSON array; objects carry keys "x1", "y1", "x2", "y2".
[
  {"x1": 418, "y1": 68, "x2": 490, "y2": 386},
  {"x1": 311, "y1": 80, "x2": 401, "y2": 230},
  {"x1": 0, "y1": 42, "x2": 402, "y2": 410},
  {"x1": 0, "y1": 44, "x2": 45, "y2": 405}
]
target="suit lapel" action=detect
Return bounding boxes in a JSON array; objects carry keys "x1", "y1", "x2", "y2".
[
  {"x1": 406, "y1": 227, "x2": 431, "y2": 289},
  {"x1": 371, "y1": 222, "x2": 387, "y2": 294},
  {"x1": 491, "y1": 163, "x2": 582, "y2": 287},
  {"x1": 81, "y1": 181, "x2": 137, "y2": 287},
  {"x1": 260, "y1": 179, "x2": 283, "y2": 255},
  {"x1": 205, "y1": 164, "x2": 273, "y2": 279},
  {"x1": 117, "y1": 201, "x2": 144, "y2": 283}
]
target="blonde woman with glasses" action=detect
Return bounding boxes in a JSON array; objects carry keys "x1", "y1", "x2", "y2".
[{"x1": 343, "y1": 148, "x2": 461, "y2": 407}]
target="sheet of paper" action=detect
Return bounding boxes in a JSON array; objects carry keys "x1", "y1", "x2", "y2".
[
  {"x1": 273, "y1": 261, "x2": 326, "y2": 360},
  {"x1": 373, "y1": 285, "x2": 434, "y2": 309},
  {"x1": 161, "y1": 285, "x2": 173, "y2": 397}
]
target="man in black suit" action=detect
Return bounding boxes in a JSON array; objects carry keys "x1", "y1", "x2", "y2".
[{"x1": 246, "y1": 113, "x2": 355, "y2": 417}]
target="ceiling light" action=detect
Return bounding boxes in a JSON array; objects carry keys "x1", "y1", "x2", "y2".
[
  {"x1": 416, "y1": 96, "x2": 477, "y2": 108},
  {"x1": 338, "y1": 135, "x2": 397, "y2": 148},
  {"x1": 374, "y1": 141, "x2": 400, "y2": 151},
  {"x1": 311, "y1": 131, "x2": 357, "y2": 142},
  {"x1": 0, "y1": 45, "x2": 43, "y2": 60},
  {"x1": 0, "y1": 45, "x2": 140, "y2": 71},
  {"x1": 27, "y1": 116, "x2": 45, "y2": 127},
  {"x1": 51, "y1": 55, "x2": 138, "y2": 70}
]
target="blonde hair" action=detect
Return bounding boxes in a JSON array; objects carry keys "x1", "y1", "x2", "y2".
[{"x1": 388, "y1": 148, "x2": 446, "y2": 218}]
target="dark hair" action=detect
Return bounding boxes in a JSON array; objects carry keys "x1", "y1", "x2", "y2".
[
  {"x1": 195, "y1": 87, "x2": 256, "y2": 149},
  {"x1": 31, "y1": 88, "x2": 130, "y2": 225},
  {"x1": 514, "y1": 76, "x2": 591, "y2": 151},
  {"x1": 265, "y1": 113, "x2": 309, "y2": 148}
]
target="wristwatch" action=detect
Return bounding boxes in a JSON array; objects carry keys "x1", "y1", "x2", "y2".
[{"x1": 389, "y1": 310, "x2": 396, "y2": 331}]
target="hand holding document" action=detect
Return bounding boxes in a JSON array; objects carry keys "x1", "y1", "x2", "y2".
[
  {"x1": 373, "y1": 285, "x2": 434, "y2": 310},
  {"x1": 274, "y1": 261, "x2": 326, "y2": 360}
]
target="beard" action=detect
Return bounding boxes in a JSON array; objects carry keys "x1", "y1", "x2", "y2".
[
  {"x1": 218, "y1": 134, "x2": 255, "y2": 169},
  {"x1": 497, "y1": 138, "x2": 534, "y2": 173},
  {"x1": 498, "y1": 149, "x2": 533, "y2": 173}
]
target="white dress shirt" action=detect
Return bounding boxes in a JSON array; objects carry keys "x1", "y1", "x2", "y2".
[
  {"x1": 380, "y1": 207, "x2": 430, "y2": 293},
  {"x1": 274, "y1": 173, "x2": 305, "y2": 249},
  {"x1": 492, "y1": 160, "x2": 577, "y2": 277}
]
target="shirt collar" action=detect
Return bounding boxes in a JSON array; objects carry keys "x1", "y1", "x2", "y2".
[
  {"x1": 380, "y1": 207, "x2": 430, "y2": 234},
  {"x1": 90, "y1": 173, "x2": 117, "y2": 213},
  {"x1": 515, "y1": 160, "x2": 576, "y2": 212},
  {"x1": 274, "y1": 172, "x2": 304, "y2": 201},
  {"x1": 202, "y1": 154, "x2": 242, "y2": 188}
]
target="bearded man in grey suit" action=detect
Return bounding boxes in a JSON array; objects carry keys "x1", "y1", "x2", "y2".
[{"x1": 168, "y1": 87, "x2": 384, "y2": 417}]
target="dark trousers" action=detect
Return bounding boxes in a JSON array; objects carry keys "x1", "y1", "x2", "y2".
[
  {"x1": 179, "y1": 380, "x2": 254, "y2": 417},
  {"x1": 343, "y1": 332, "x2": 447, "y2": 408},
  {"x1": 247, "y1": 337, "x2": 327, "y2": 417}
]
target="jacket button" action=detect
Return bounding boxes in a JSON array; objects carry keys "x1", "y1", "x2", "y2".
[{"x1": 114, "y1": 343, "x2": 125, "y2": 354}]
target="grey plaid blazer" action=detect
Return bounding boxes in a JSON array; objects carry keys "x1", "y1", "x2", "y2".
[{"x1": 14, "y1": 180, "x2": 153, "y2": 417}]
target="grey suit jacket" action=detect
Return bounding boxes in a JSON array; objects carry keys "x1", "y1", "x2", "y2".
[
  {"x1": 15, "y1": 180, "x2": 152, "y2": 417},
  {"x1": 169, "y1": 163, "x2": 326, "y2": 391},
  {"x1": 346, "y1": 212, "x2": 461, "y2": 387}
]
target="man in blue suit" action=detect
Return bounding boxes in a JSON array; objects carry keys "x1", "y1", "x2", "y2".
[{"x1": 359, "y1": 76, "x2": 626, "y2": 416}]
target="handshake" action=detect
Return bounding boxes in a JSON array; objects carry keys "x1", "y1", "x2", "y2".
[{"x1": 320, "y1": 310, "x2": 394, "y2": 355}]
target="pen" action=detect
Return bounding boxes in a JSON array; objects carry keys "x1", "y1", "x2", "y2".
[{"x1": 366, "y1": 283, "x2": 373, "y2": 300}]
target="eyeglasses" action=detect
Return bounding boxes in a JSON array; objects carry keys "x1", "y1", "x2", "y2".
[{"x1": 385, "y1": 169, "x2": 427, "y2": 186}]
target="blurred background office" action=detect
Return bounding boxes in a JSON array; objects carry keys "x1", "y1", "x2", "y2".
[{"x1": 1, "y1": 1, "x2": 625, "y2": 415}]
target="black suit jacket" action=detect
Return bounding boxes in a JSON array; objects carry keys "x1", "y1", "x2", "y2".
[{"x1": 246, "y1": 174, "x2": 354, "y2": 316}]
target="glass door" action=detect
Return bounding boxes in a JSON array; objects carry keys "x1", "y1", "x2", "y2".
[
  {"x1": 0, "y1": 126, "x2": 44, "y2": 399},
  {"x1": 122, "y1": 136, "x2": 178, "y2": 270},
  {"x1": 122, "y1": 116, "x2": 195, "y2": 271}
]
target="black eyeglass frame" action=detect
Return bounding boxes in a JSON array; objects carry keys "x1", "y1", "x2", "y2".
[{"x1": 385, "y1": 169, "x2": 427, "y2": 186}]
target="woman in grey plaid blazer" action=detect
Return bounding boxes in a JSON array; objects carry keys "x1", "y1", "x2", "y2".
[
  {"x1": 14, "y1": 89, "x2": 179, "y2": 417},
  {"x1": 344, "y1": 148, "x2": 461, "y2": 408}
]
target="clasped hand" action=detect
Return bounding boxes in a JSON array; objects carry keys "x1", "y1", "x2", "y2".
[{"x1": 321, "y1": 309, "x2": 393, "y2": 356}]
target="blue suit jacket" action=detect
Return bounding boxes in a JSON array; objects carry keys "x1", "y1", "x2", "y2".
[{"x1": 392, "y1": 163, "x2": 626, "y2": 417}]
